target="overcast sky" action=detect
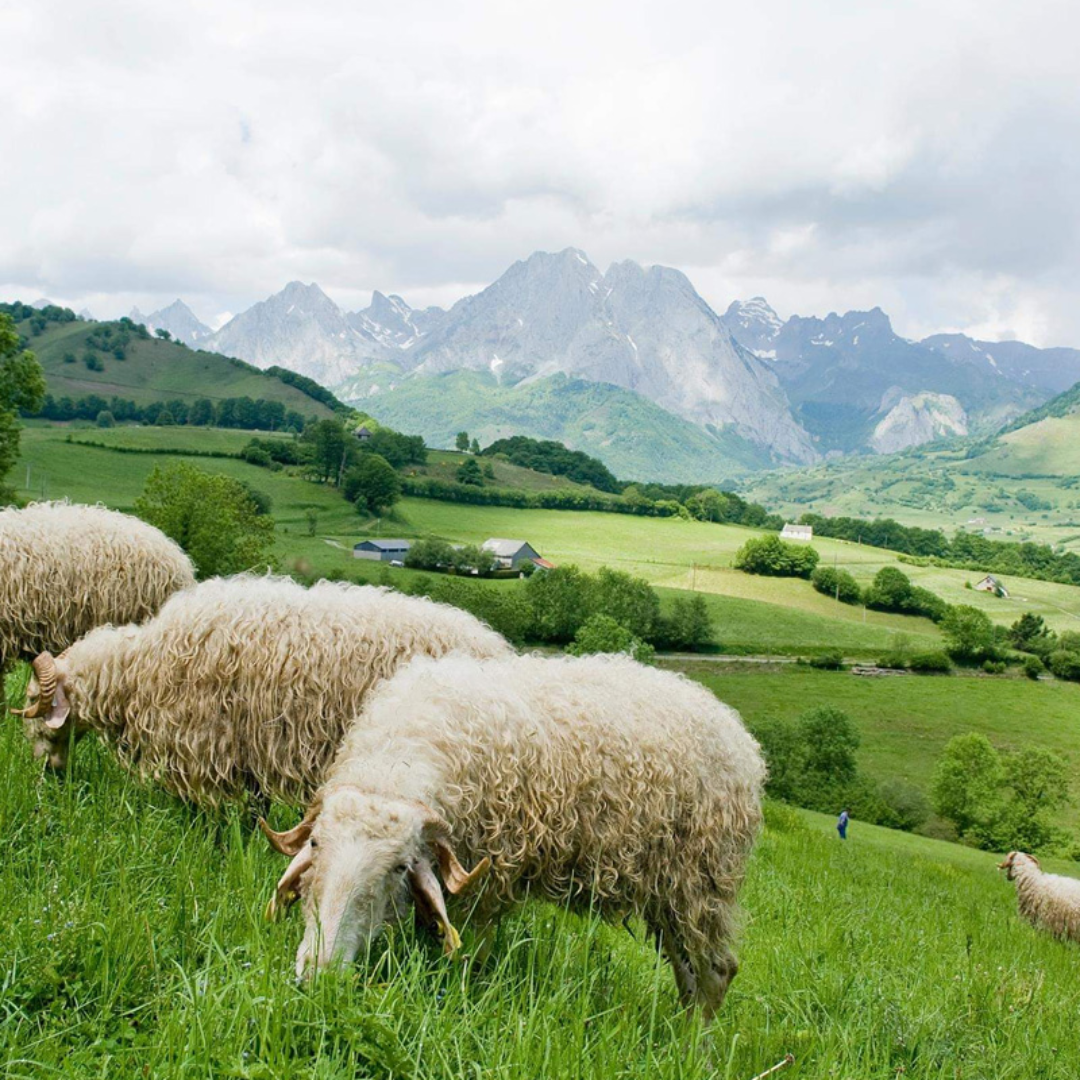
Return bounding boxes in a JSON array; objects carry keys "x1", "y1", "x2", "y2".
[{"x1": 3, "y1": 0, "x2": 1079, "y2": 344}]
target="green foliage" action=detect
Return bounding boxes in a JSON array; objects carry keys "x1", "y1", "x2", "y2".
[
  {"x1": 302, "y1": 418, "x2": 355, "y2": 484},
  {"x1": 908, "y1": 650, "x2": 952, "y2": 673},
  {"x1": 875, "y1": 779, "x2": 931, "y2": 831},
  {"x1": 1047, "y1": 649, "x2": 1080, "y2": 681},
  {"x1": 931, "y1": 733, "x2": 1005, "y2": 842},
  {"x1": 942, "y1": 605, "x2": 998, "y2": 662},
  {"x1": 565, "y1": 613, "x2": 655, "y2": 664},
  {"x1": 0, "y1": 312, "x2": 46, "y2": 493},
  {"x1": 358, "y1": 428, "x2": 426, "y2": 468},
  {"x1": 481, "y1": 435, "x2": 620, "y2": 493},
  {"x1": 807, "y1": 650, "x2": 845, "y2": 670},
  {"x1": 404, "y1": 537, "x2": 456, "y2": 571},
  {"x1": 657, "y1": 593, "x2": 713, "y2": 651},
  {"x1": 455, "y1": 431, "x2": 470, "y2": 452},
  {"x1": 343, "y1": 454, "x2": 402, "y2": 515},
  {"x1": 811, "y1": 565, "x2": 863, "y2": 605},
  {"x1": 405, "y1": 574, "x2": 533, "y2": 644},
  {"x1": 525, "y1": 565, "x2": 595, "y2": 642},
  {"x1": 455, "y1": 457, "x2": 485, "y2": 486},
  {"x1": 134, "y1": 462, "x2": 276, "y2": 578},
  {"x1": 95, "y1": 409, "x2": 115, "y2": 428},
  {"x1": 592, "y1": 566, "x2": 660, "y2": 640},
  {"x1": 1008, "y1": 613, "x2": 1055, "y2": 656},
  {"x1": 1023, "y1": 654, "x2": 1045, "y2": 679},
  {"x1": 734, "y1": 534, "x2": 820, "y2": 578},
  {"x1": 305, "y1": 508, "x2": 318, "y2": 536}
]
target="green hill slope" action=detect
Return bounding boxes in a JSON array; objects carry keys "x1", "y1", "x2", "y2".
[
  {"x1": 348, "y1": 370, "x2": 773, "y2": 482},
  {"x1": 7, "y1": 304, "x2": 340, "y2": 419},
  {"x1": 2, "y1": 687, "x2": 1077, "y2": 1079}
]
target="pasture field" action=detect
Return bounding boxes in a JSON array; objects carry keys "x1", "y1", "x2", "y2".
[
  {"x1": 413, "y1": 449, "x2": 613, "y2": 495},
  {"x1": 678, "y1": 664, "x2": 1080, "y2": 827},
  {"x1": 3, "y1": 670, "x2": 1079, "y2": 1080}
]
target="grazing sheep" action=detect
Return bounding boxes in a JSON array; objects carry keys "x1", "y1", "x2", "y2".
[
  {"x1": 0, "y1": 501, "x2": 195, "y2": 675},
  {"x1": 16, "y1": 574, "x2": 511, "y2": 802},
  {"x1": 998, "y1": 851, "x2": 1080, "y2": 943},
  {"x1": 263, "y1": 652, "x2": 765, "y2": 1018}
]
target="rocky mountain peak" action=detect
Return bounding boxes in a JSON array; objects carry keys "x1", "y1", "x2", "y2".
[
  {"x1": 134, "y1": 299, "x2": 213, "y2": 346},
  {"x1": 723, "y1": 297, "x2": 784, "y2": 356}
]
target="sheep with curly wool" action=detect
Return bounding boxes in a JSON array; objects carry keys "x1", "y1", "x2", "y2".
[
  {"x1": 263, "y1": 652, "x2": 765, "y2": 1018},
  {"x1": 999, "y1": 851, "x2": 1080, "y2": 943},
  {"x1": 0, "y1": 501, "x2": 195, "y2": 675},
  {"x1": 17, "y1": 574, "x2": 512, "y2": 802}
]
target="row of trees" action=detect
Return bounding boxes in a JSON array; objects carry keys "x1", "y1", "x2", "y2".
[{"x1": 38, "y1": 393, "x2": 312, "y2": 432}]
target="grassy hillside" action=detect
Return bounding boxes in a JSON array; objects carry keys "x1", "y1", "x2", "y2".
[
  {"x1": 2, "y1": 687, "x2": 1077, "y2": 1078},
  {"x1": 352, "y1": 369, "x2": 771, "y2": 482},
  {"x1": 13, "y1": 311, "x2": 338, "y2": 418},
  {"x1": 412, "y1": 449, "x2": 617, "y2": 496}
]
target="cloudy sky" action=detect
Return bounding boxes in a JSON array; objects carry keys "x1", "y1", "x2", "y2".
[{"x1": 3, "y1": 0, "x2": 1078, "y2": 344}]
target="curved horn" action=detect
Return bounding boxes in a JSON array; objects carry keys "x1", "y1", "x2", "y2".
[
  {"x1": 32, "y1": 653, "x2": 58, "y2": 704},
  {"x1": 259, "y1": 801, "x2": 321, "y2": 857},
  {"x1": 421, "y1": 815, "x2": 491, "y2": 895},
  {"x1": 264, "y1": 842, "x2": 313, "y2": 921}
]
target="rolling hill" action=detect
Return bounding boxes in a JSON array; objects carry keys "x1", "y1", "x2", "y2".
[{"x1": 6, "y1": 304, "x2": 340, "y2": 420}]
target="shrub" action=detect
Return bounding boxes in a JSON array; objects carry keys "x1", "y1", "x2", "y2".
[
  {"x1": 982, "y1": 659, "x2": 1006, "y2": 675},
  {"x1": 908, "y1": 650, "x2": 952, "y2": 673},
  {"x1": 95, "y1": 410, "x2": 115, "y2": 428},
  {"x1": 565, "y1": 614, "x2": 655, "y2": 664},
  {"x1": 734, "y1": 534, "x2": 819, "y2": 578},
  {"x1": 877, "y1": 651, "x2": 909, "y2": 670},
  {"x1": 809, "y1": 650, "x2": 845, "y2": 670},
  {"x1": 1048, "y1": 649, "x2": 1080, "y2": 681},
  {"x1": 1023, "y1": 654, "x2": 1045, "y2": 679},
  {"x1": 810, "y1": 565, "x2": 862, "y2": 605},
  {"x1": 404, "y1": 537, "x2": 456, "y2": 571},
  {"x1": 657, "y1": 593, "x2": 714, "y2": 650},
  {"x1": 242, "y1": 444, "x2": 273, "y2": 467},
  {"x1": 876, "y1": 779, "x2": 931, "y2": 831},
  {"x1": 456, "y1": 458, "x2": 484, "y2": 486},
  {"x1": 942, "y1": 605, "x2": 998, "y2": 662}
]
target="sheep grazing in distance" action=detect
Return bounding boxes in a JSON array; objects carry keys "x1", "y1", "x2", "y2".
[
  {"x1": 16, "y1": 574, "x2": 512, "y2": 802},
  {"x1": 263, "y1": 652, "x2": 765, "y2": 1018},
  {"x1": 999, "y1": 851, "x2": 1080, "y2": 943},
  {"x1": 0, "y1": 501, "x2": 195, "y2": 675}
]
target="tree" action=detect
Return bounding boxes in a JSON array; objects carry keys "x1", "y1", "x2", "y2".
[
  {"x1": 456, "y1": 458, "x2": 484, "y2": 486},
  {"x1": 566, "y1": 614, "x2": 654, "y2": 664},
  {"x1": 1009, "y1": 613, "x2": 1055, "y2": 656},
  {"x1": 470, "y1": 437, "x2": 481, "y2": 455},
  {"x1": 188, "y1": 398, "x2": 216, "y2": 426},
  {"x1": 303, "y1": 419, "x2": 355, "y2": 484},
  {"x1": 592, "y1": 566, "x2": 659, "y2": 639},
  {"x1": 405, "y1": 537, "x2": 456, "y2": 571},
  {"x1": 305, "y1": 509, "x2": 318, "y2": 536},
  {"x1": 734, "y1": 534, "x2": 819, "y2": 578},
  {"x1": 455, "y1": 431, "x2": 470, "y2": 452},
  {"x1": 526, "y1": 565, "x2": 595, "y2": 642},
  {"x1": 342, "y1": 453, "x2": 402, "y2": 514},
  {"x1": 686, "y1": 488, "x2": 730, "y2": 523},
  {"x1": 811, "y1": 566, "x2": 863, "y2": 605},
  {"x1": 0, "y1": 313, "x2": 46, "y2": 494},
  {"x1": 661, "y1": 593, "x2": 713, "y2": 649},
  {"x1": 96, "y1": 410, "x2": 115, "y2": 428},
  {"x1": 155, "y1": 408, "x2": 175, "y2": 426},
  {"x1": 134, "y1": 462, "x2": 275, "y2": 579},
  {"x1": 863, "y1": 566, "x2": 913, "y2": 611},
  {"x1": 999, "y1": 747, "x2": 1071, "y2": 851},
  {"x1": 942, "y1": 605, "x2": 997, "y2": 661},
  {"x1": 154, "y1": 328, "x2": 172, "y2": 341},
  {"x1": 931, "y1": 733, "x2": 1005, "y2": 841},
  {"x1": 797, "y1": 706, "x2": 860, "y2": 789}
]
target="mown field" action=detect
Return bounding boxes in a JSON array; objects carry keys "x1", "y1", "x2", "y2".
[{"x1": 3, "y1": 672, "x2": 1078, "y2": 1080}]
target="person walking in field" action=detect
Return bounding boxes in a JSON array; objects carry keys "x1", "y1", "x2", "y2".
[{"x1": 837, "y1": 809, "x2": 850, "y2": 840}]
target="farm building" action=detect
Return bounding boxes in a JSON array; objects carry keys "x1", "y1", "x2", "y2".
[
  {"x1": 482, "y1": 538, "x2": 543, "y2": 570},
  {"x1": 974, "y1": 573, "x2": 1009, "y2": 598},
  {"x1": 780, "y1": 523, "x2": 813, "y2": 542},
  {"x1": 353, "y1": 539, "x2": 411, "y2": 562},
  {"x1": 353, "y1": 425, "x2": 372, "y2": 441}
]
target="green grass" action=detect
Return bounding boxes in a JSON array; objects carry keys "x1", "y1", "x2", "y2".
[
  {"x1": 412, "y1": 449, "x2": 613, "y2": 495},
  {"x1": 19, "y1": 316, "x2": 336, "y2": 417},
  {"x1": 3, "y1": 682, "x2": 1079, "y2": 1079},
  {"x1": 680, "y1": 664, "x2": 1080, "y2": 824}
]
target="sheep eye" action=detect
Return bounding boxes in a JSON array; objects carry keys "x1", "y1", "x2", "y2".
[
  {"x1": 309, "y1": 839, "x2": 318, "y2": 849},
  {"x1": 394, "y1": 863, "x2": 408, "y2": 875}
]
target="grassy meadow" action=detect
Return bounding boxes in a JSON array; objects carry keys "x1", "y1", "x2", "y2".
[{"x1": 3, "y1": 670, "x2": 1080, "y2": 1080}]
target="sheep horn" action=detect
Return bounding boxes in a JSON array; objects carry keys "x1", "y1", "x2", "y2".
[
  {"x1": 421, "y1": 814, "x2": 491, "y2": 895},
  {"x1": 259, "y1": 802, "x2": 321, "y2": 857},
  {"x1": 264, "y1": 842, "x2": 313, "y2": 921},
  {"x1": 32, "y1": 653, "x2": 58, "y2": 704}
]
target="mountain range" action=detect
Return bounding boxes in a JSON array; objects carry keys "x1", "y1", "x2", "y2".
[{"x1": 142, "y1": 251, "x2": 1080, "y2": 481}]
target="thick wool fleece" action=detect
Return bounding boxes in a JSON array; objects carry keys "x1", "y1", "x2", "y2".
[
  {"x1": 322, "y1": 652, "x2": 765, "y2": 994},
  {"x1": 54, "y1": 574, "x2": 511, "y2": 804},
  {"x1": 0, "y1": 501, "x2": 195, "y2": 672},
  {"x1": 1006, "y1": 853, "x2": 1080, "y2": 943}
]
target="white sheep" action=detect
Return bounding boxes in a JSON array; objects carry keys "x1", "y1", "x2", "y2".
[
  {"x1": 17, "y1": 574, "x2": 512, "y2": 803},
  {"x1": 263, "y1": 652, "x2": 765, "y2": 1018},
  {"x1": 0, "y1": 501, "x2": 195, "y2": 674},
  {"x1": 998, "y1": 851, "x2": 1080, "y2": 943}
]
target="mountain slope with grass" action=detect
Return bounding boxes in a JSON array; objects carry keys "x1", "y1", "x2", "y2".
[
  {"x1": 355, "y1": 369, "x2": 772, "y2": 482},
  {"x1": 6, "y1": 304, "x2": 340, "y2": 419}
]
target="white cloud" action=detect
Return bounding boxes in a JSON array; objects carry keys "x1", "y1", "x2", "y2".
[{"x1": 2, "y1": 0, "x2": 1079, "y2": 345}]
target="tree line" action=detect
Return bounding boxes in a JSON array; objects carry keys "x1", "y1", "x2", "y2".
[{"x1": 38, "y1": 394, "x2": 312, "y2": 432}]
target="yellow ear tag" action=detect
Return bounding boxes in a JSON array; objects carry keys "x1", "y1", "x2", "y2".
[{"x1": 441, "y1": 921, "x2": 462, "y2": 956}]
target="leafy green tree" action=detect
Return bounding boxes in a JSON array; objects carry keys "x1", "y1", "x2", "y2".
[
  {"x1": 305, "y1": 509, "x2": 318, "y2": 536},
  {"x1": 155, "y1": 408, "x2": 175, "y2": 426},
  {"x1": 342, "y1": 453, "x2": 402, "y2": 514},
  {"x1": 566, "y1": 613, "x2": 654, "y2": 664},
  {"x1": 942, "y1": 605, "x2": 997, "y2": 661},
  {"x1": 592, "y1": 567, "x2": 659, "y2": 639},
  {"x1": 135, "y1": 462, "x2": 275, "y2": 579},
  {"x1": 526, "y1": 565, "x2": 595, "y2": 642},
  {"x1": 456, "y1": 458, "x2": 484, "y2": 486},
  {"x1": 931, "y1": 733, "x2": 1005, "y2": 841},
  {"x1": 405, "y1": 537, "x2": 456, "y2": 570},
  {"x1": 863, "y1": 566, "x2": 913, "y2": 610},
  {"x1": 1048, "y1": 650, "x2": 1080, "y2": 680},
  {"x1": 446, "y1": 543, "x2": 497, "y2": 575},
  {"x1": 685, "y1": 488, "x2": 731, "y2": 523},
  {"x1": 0, "y1": 313, "x2": 46, "y2": 494},
  {"x1": 661, "y1": 593, "x2": 714, "y2": 649},
  {"x1": 96, "y1": 410, "x2": 115, "y2": 428},
  {"x1": 797, "y1": 706, "x2": 860, "y2": 790},
  {"x1": 811, "y1": 566, "x2": 863, "y2": 605},
  {"x1": 470, "y1": 437, "x2": 481, "y2": 455},
  {"x1": 303, "y1": 419, "x2": 355, "y2": 484},
  {"x1": 455, "y1": 431, "x2": 470, "y2": 452},
  {"x1": 998, "y1": 747, "x2": 1071, "y2": 852},
  {"x1": 154, "y1": 328, "x2": 172, "y2": 341},
  {"x1": 734, "y1": 534, "x2": 819, "y2": 578}
]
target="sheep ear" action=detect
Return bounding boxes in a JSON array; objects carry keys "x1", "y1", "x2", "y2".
[
  {"x1": 44, "y1": 683, "x2": 71, "y2": 731},
  {"x1": 420, "y1": 816, "x2": 491, "y2": 896},
  {"x1": 408, "y1": 856, "x2": 462, "y2": 956}
]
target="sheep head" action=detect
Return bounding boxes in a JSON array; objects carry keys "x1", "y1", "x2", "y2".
[
  {"x1": 998, "y1": 851, "x2": 1040, "y2": 880},
  {"x1": 263, "y1": 788, "x2": 490, "y2": 979},
  {"x1": 15, "y1": 652, "x2": 78, "y2": 770}
]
